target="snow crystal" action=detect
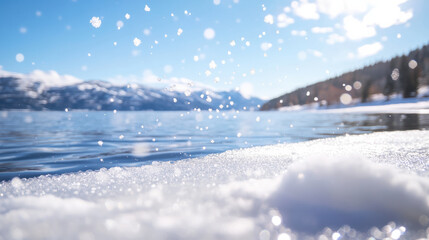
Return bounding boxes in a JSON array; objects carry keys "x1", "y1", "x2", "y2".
[
  {"x1": 408, "y1": 60, "x2": 418, "y2": 69},
  {"x1": 209, "y1": 60, "x2": 217, "y2": 69},
  {"x1": 203, "y1": 28, "x2": 215, "y2": 40},
  {"x1": 277, "y1": 233, "x2": 291, "y2": 240},
  {"x1": 15, "y1": 53, "x2": 24, "y2": 63},
  {"x1": 116, "y1": 20, "x2": 124, "y2": 30},
  {"x1": 271, "y1": 215, "x2": 282, "y2": 226},
  {"x1": 345, "y1": 85, "x2": 352, "y2": 91},
  {"x1": 353, "y1": 81, "x2": 362, "y2": 90},
  {"x1": 143, "y1": 29, "x2": 151, "y2": 36},
  {"x1": 132, "y1": 143, "x2": 150, "y2": 157},
  {"x1": 391, "y1": 68, "x2": 400, "y2": 81},
  {"x1": 133, "y1": 37, "x2": 141, "y2": 46},
  {"x1": 89, "y1": 16, "x2": 101, "y2": 28}
]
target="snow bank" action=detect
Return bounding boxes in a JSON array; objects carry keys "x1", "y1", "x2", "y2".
[
  {"x1": 1, "y1": 130, "x2": 429, "y2": 239},
  {"x1": 321, "y1": 99, "x2": 429, "y2": 114}
]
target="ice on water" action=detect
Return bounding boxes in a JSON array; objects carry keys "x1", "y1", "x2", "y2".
[{"x1": 1, "y1": 130, "x2": 429, "y2": 239}]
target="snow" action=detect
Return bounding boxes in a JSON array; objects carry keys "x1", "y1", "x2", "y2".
[
  {"x1": 279, "y1": 89, "x2": 429, "y2": 114},
  {"x1": 15, "y1": 53, "x2": 24, "y2": 62},
  {"x1": 89, "y1": 17, "x2": 101, "y2": 28},
  {"x1": 1, "y1": 130, "x2": 429, "y2": 239},
  {"x1": 322, "y1": 98, "x2": 429, "y2": 114},
  {"x1": 133, "y1": 37, "x2": 141, "y2": 47},
  {"x1": 203, "y1": 28, "x2": 215, "y2": 40}
]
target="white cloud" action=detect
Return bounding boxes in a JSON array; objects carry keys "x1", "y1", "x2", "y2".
[
  {"x1": 326, "y1": 33, "x2": 345, "y2": 44},
  {"x1": 311, "y1": 26, "x2": 333, "y2": 34},
  {"x1": 291, "y1": 0, "x2": 413, "y2": 43},
  {"x1": 311, "y1": 50, "x2": 323, "y2": 57},
  {"x1": 297, "y1": 51, "x2": 307, "y2": 61},
  {"x1": 343, "y1": 15, "x2": 376, "y2": 40},
  {"x1": 363, "y1": 4, "x2": 413, "y2": 29},
  {"x1": 0, "y1": 68, "x2": 83, "y2": 88},
  {"x1": 277, "y1": 13, "x2": 295, "y2": 28},
  {"x1": 260, "y1": 42, "x2": 273, "y2": 51},
  {"x1": 291, "y1": 0, "x2": 320, "y2": 20},
  {"x1": 357, "y1": 42, "x2": 383, "y2": 58},
  {"x1": 291, "y1": 30, "x2": 307, "y2": 37},
  {"x1": 315, "y1": 0, "x2": 369, "y2": 18}
]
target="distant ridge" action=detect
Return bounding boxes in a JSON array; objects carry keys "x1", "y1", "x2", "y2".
[
  {"x1": 261, "y1": 43, "x2": 429, "y2": 111},
  {"x1": 0, "y1": 77, "x2": 263, "y2": 111}
]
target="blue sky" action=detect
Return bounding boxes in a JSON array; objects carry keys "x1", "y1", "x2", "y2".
[{"x1": 1, "y1": 0, "x2": 428, "y2": 99}]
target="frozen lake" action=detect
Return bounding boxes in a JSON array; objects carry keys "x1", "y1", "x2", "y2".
[{"x1": 1, "y1": 110, "x2": 429, "y2": 181}]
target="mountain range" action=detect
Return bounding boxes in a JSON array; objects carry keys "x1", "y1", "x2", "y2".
[{"x1": 0, "y1": 74, "x2": 263, "y2": 111}]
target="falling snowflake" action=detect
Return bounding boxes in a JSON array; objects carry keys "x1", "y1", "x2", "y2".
[
  {"x1": 89, "y1": 16, "x2": 101, "y2": 28},
  {"x1": 264, "y1": 14, "x2": 274, "y2": 24},
  {"x1": 133, "y1": 37, "x2": 141, "y2": 46},
  {"x1": 203, "y1": 28, "x2": 215, "y2": 40},
  {"x1": 177, "y1": 28, "x2": 183, "y2": 36},
  {"x1": 230, "y1": 40, "x2": 236, "y2": 46},
  {"x1": 144, "y1": 5, "x2": 150, "y2": 12},
  {"x1": 209, "y1": 60, "x2": 217, "y2": 69},
  {"x1": 125, "y1": 13, "x2": 130, "y2": 19},
  {"x1": 15, "y1": 53, "x2": 24, "y2": 62},
  {"x1": 116, "y1": 20, "x2": 124, "y2": 30}
]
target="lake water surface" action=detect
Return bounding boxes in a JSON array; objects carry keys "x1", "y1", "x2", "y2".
[{"x1": 1, "y1": 110, "x2": 429, "y2": 181}]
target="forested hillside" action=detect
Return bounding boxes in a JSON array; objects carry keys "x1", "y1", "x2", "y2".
[{"x1": 261, "y1": 43, "x2": 429, "y2": 111}]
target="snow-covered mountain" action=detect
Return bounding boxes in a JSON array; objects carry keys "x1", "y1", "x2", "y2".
[{"x1": 0, "y1": 74, "x2": 263, "y2": 111}]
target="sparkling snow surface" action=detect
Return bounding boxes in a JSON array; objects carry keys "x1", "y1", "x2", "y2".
[{"x1": 1, "y1": 130, "x2": 429, "y2": 239}]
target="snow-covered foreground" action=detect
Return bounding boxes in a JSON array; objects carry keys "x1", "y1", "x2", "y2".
[{"x1": 1, "y1": 130, "x2": 429, "y2": 240}]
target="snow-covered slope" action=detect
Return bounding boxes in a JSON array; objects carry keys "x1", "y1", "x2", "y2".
[
  {"x1": 1, "y1": 130, "x2": 429, "y2": 239},
  {"x1": 0, "y1": 75, "x2": 262, "y2": 111}
]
